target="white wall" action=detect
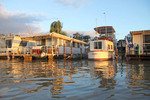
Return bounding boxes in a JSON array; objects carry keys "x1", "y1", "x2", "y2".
[
  {"x1": 133, "y1": 34, "x2": 143, "y2": 53},
  {"x1": 12, "y1": 36, "x2": 21, "y2": 48},
  {"x1": 58, "y1": 46, "x2": 85, "y2": 55}
]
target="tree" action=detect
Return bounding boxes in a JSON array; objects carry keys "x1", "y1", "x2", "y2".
[
  {"x1": 73, "y1": 32, "x2": 83, "y2": 40},
  {"x1": 50, "y1": 20, "x2": 68, "y2": 36},
  {"x1": 61, "y1": 31, "x2": 67, "y2": 36},
  {"x1": 83, "y1": 35, "x2": 91, "y2": 42},
  {"x1": 50, "y1": 20, "x2": 62, "y2": 34}
]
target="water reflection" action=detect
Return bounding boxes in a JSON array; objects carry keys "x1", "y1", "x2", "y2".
[
  {"x1": 0, "y1": 59, "x2": 150, "y2": 99},
  {"x1": 88, "y1": 60, "x2": 117, "y2": 91}
]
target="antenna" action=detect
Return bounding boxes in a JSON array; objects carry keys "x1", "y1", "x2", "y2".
[{"x1": 26, "y1": 26, "x2": 33, "y2": 35}]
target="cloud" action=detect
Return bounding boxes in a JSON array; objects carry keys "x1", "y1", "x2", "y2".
[
  {"x1": 63, "y1": 30, "x2": 96, "y2": 38},
  {"x1": 54, "y1": 0, "x2": 89, "y2": 9},
  {"x1": 0, "y1": 2, "x2": 43, "y2": 36}
]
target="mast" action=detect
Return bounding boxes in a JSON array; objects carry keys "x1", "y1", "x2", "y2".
[
  {"x1": 104, "y1": 12, "x2": 107, "y2": 37},
  {"x1": 96, "y1": 18, "x2": 99, "y2": 49},
  {"x1": 96, "y1": 18, "x2": 98, "y2": 35}
]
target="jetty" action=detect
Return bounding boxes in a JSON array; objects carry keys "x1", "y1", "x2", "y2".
[{"x1": 0, "y1": 32, "x2": 88, "y2": 60}]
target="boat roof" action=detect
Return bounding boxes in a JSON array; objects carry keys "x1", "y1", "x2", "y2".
[
  {"x1": 94, "y1": 26, "x2": 115, "y2": 34},
  {"x1": 130, "y1": 30, "x2": 150, "y2": 35},
  {"x1": 21, "y1": 32, "x2": 88, "y2": 44}
]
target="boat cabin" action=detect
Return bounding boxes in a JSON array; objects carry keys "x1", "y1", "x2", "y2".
[
  {"x1": 90, "y1": 40, "x2": 114, "y2": 51},
  {"x1": 0, "y1": 35, "x2": 35, "y2": 54},
  {"x1": 22, "y1": 32, "x2": 88, "y2": 55}
]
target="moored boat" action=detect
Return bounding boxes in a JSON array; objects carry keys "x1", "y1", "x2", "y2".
[
  {"x1": 88, "y1": 38, "x2": 115, "y2": 60},
  {"x1": 88, "y1": 26, "x2": 117, "y2": 60}
]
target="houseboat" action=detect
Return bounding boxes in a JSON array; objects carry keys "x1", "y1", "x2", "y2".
[
  {"x1": 22, "y1": 32, "x2": 88, "y2": 58},
  {"x1": 88, "y1": 26, "x2": 117, "y2": 60},
  {"x1": 0, "y1": 35, "x2": 35, "y2": 55},
  {"x1": 0, "y1": 32, "x2": 88, "y2": 60},
  {"x1": 126, "y1": 30, "x2": 150, "y2": 60}
]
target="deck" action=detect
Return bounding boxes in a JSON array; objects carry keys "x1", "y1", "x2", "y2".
[{"x1": 126, "y1": 54, "x2": 150, "y2": 60}]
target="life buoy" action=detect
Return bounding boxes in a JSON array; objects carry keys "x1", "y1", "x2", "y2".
[{"x1": 106, "y1": 36, "x2": 113, "y2": 41}]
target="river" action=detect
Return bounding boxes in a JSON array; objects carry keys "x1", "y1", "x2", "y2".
[{"x1": 0, "y1": 59, "x2": 150, "y2": 100}]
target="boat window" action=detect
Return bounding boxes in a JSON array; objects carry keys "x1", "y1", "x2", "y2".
[
  {"x1": 41, "y1": 39, "x2": 45, "y2": 46},
  {"x1": 36, "y1": 40, "x2": 41, "y2": 46},
  {"x1": 66, "y1": 40, "x2": 71, "y2": 47},
  {"x1": 6, "y1": 40, "x2": 12, "y2": 48},
  {"x1": 73, "y1": 42, "x2": 75, "y2": 47},
  {"x1": 111, "y1": 45, "x2": 113, "y2": 49},
  {"x1": 108, "y1": 45, "x2": 110, "y2": 49},
  {"x1": 94, "y1": 42, "x2": 102, "y2": 49},
  {"x1": 19, "y1": 41, "x2": 27, "y2": 47},
  {"x1": 77, "y1": 43, "x2": 80, "y2": 48},
  {"x1": 47, "y1": 38, "x2": 52, "y2": 46},
  {"x1": 144, "y1": 35, "x2": 150, "y2": 43}
]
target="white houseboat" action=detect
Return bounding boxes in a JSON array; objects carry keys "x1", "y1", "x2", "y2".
[
  {"x1": 126, "y1": 30, "x2": 150, "y2": 59},
  {"x1": 88, "y1": 26, "x2": 117, "y2": 60},
  {"x1": 0, "y1": 35, "x2": 35, "y2": 55}
]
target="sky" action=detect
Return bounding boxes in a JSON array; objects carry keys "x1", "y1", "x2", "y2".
[{"x1": 0, "y1": 0, "x2": 150, "y2": 40}]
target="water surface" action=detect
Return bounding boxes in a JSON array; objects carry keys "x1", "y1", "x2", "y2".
[{"x1": 0, "y1": 59, "x2": 150, "y2": 100}]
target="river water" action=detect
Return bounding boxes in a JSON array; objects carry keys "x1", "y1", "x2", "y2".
[{"x1": 0, "y1": 59, "x2": 150, "y2": 100}]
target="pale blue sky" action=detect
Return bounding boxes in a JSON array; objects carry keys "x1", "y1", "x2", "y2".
[{"x1": 0, "y1": 0, "x2": 150, "y2": 40}]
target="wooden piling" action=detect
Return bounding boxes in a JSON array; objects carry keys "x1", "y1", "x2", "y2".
[
  {"x1": 80, "y1": 44, "x2": 82, "y2": 59},
  {"x1": 63, "y1": 43, "x2": 66, "y2": 58},
  {"x1": 48, "y1": 55, "x2": 53, "y2": 60},
  {"x1": 24, "y1": 55, "x2": 32, "y2": 61},
  {"x1": 71, "y1": 41, "x2": 73, "y2": 59}
]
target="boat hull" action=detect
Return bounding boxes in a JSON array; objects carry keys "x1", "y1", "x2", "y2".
[{"x1": 88, "y1": 51, "x2": 114, "y2": 60}]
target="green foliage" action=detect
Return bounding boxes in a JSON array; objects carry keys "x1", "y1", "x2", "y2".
[
  {"x1": 83, "y1": 35, "x2": 91, "y2": 42},
  {"x1": 50, "y1": 20, "x2": 62, "y2": 34},
  {"x1": 50, "y1": 20, "x2": 68, "y2": 36},
  {"x1": 73, "y1": 32, "x2": 91, "y2": 43},
  {"x1": 73, "y1": 32, "x2": 83, "y2": 40},
  {"x1": 61, "y1": 31, "x2": 67, "y2": 36}
]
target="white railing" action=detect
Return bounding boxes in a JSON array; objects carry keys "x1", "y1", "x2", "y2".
[{"x1": 0, "y1": 45, "x2": 87, "y2": 56}]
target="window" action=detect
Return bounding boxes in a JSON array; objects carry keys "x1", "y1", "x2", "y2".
[
  {"x1": 144, "y1": 35, "x2": 150, "y2": 43},
  {"x1": 94, "y1": 42, "x2": 102, "y2": 49},
  {"x1": 73, "y1": 42, "x2": 75, "y2": 47},
  {"x1": 111, "y1": 45, "x2": 113, "y2": 49},
  {"x1": 77, "y1": 43, "x2": 80, "y2": 48},
  {"x1": 41, "y1": 39, "x2": 45, "y2": 45},
  {"x1": 36, "y1": 40, "x2": 41, "y2": 46},
  {"x1": 19, "y1": 41, "x2": 27, "y2": 47},
  {"x1": 6, "y1": 40, "x2": 12, "y2": 48},
  {"x1": 108, "y1": 45, "x2": 110, "y2": 49},
  {"x1": 47, "y1": 39, "x2": 51, "y2": 46},
  {"x1": 66, "y1": 41, "x2": 71, "y2": 47}
]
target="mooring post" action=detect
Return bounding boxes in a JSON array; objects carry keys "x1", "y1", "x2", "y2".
[
  {"x1": 7, "y1": 49, "x2": 10, "y2": 60},
  {"x1": 63, "y1": 43, "x2": 66, "y2": 58},
  {"x1": 48, "y1": 55, "x2": 53, "y2": 60},
  {"x1": 80, "y1": 44, "x2": 82, "y2": 59},
  {"x1": 71, "y1": 40, "x2": 73, "y2": 59}
]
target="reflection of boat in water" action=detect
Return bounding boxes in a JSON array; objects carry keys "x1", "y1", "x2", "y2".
[
  {"x1": 88, "y1": 26, "x2": 117, "y2": 60},
  {"x1": 89, "y1": 60, "x2": 117, "y2": 79}
]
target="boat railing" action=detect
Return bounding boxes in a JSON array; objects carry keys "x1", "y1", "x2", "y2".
[{"x1": 126, "y1": 44, "x2": 150, "y2": 55}]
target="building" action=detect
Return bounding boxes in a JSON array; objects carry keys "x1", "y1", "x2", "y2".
[{"x1": 126, "y1": 30, "x2": 150, "y2": 59}]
